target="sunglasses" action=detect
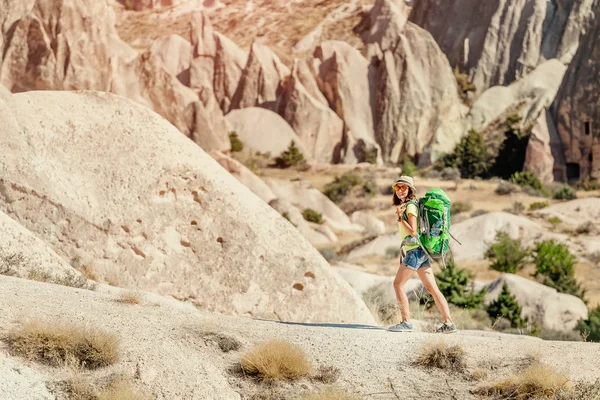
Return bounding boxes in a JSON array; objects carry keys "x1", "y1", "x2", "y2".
[{"x1": 393, "y1": 184, "x2": 409, "y2": 192}]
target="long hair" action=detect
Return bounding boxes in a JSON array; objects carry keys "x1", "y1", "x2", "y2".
[{"x1": 392, "y1": 187, "x2": 416, "y2": 206}]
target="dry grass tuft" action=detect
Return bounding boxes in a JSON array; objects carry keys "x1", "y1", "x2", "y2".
[
  {"x1": 240, "y1": 340, "x2": 311, "y2": 380},
  {"x1": 7, "y1": 320, "x2": 120, "y2": 369},
  {"x1": 27, "y1": 267, "x2": 96, "y2": 290},
  {"x1": 313, "y1": 364, "x2": 341, "y2": 384},
  {"x1": 300, "y1": 386, "x2": 362, "y2": 400},
  {"x1": 61, "y1": 377, "x2": 97, "y2": 400},
  {"x1": 98, "y1": 378, "x2": 151, "y2": 400},
  {"x1": 118, "y1": 291, "x2": 143, "y2": 305},
  {"x1": 414, "y1": 340, "x2": 466, "y2": 372},
  {"x1": 475, "y1": 363, "x2": 570, "y2": 399}
]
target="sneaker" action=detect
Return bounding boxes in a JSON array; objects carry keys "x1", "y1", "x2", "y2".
[
  {"x1": 436, "y1": 322, "x2": 457, "y2": 334},
  {"x1": 388, "y1": 321, "x2": 413, "y2": 332}
]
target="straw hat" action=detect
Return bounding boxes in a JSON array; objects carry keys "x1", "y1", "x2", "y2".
[{"x1": 394, "y1": 176, "x2": 416, "y2": 193}]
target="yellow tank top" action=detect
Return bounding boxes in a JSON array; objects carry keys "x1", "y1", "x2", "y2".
[{"x1": 398, "y1": 203, "x2": 419, "y2": 251}]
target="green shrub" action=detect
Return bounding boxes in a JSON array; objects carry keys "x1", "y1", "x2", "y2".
[
  {"x1": 548, "y1": 216, "x2": 562, "y2": 226},
  {"x1": 510, "y1": 171, "x2": 547, "y2": 196},
  {"x1": 504, "y1": 201, "x2": 525, "y2": 215},
  {"x1": 442, "y1": 130, "x2": 489, "y2": 179},
  {"x1": 302, "y1": 208, "x2": 323, "y2": 224},
  {"x1": 274, "y1": 141, "x2": 305, "y2": 168},
  {"x1": 553, "y1": 185, "x2": 577, "y2": 200},
  {"x1": 401, "y1": 157, "x2": 417, "y2": 176},
  {"x1": 323, "y1": 173, "x2": 375, "y2": 203},
  {"x1": 485, "y1": 231, "x2": 531, "y2": 273},
  {"x1": 529, "y1": 201, "x2": 549, "y2": 211},
  {"x1": 228, "y1": 132, "x2": 243, "y2": 152},
  {"x1": 364, "y1": 148, "x2": 378, "y2": 164},
  {"x1": 487, "y1": 283, "x2": 528, "y2": 328},
  {"x1": 575, "y1": 177, "x2": 600, "y2": 191},
  {"x1": 578, "y1": 305, "x2": 600, "y2": 342},
  {"x1": 533, "y1": 240, "x2": 585, "y2": 300},
  {"x1": 422, "y1": 261, "x2": 486, "y2": 309},
  {"x1": 453, "y1": 66, "x2": 476, "y2": 103}
]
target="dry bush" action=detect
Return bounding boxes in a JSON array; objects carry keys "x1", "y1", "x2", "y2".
[
  {"x1": 475, "y1": 363, "x2": 569, "y2": 399},
  {"x1": 240, "y1": 340, "x2": 311, "y2": 380},
  {"x1": 7, "y1": 320, "x2": 119, "y2": 369},
  {"x1": 77, "y1": 265, "x2": 100, "y2": 282},
  {"x1": 362, "y1": 285, "x2": 400, "y2": 326},
  {"x1": 470, "y1": 368, "x2": 488, "y2": 382},
  {"x1": 61, "y1": 377, "x2": 97, "y2": 400},
  {"x1": 28, "y1": 267, "x2": 96, "y2": 291},
  {"x1": 0, "y1": 253, "x2": 27, "y2": 276},
  {"x1": 300, "y1": 386, "x2": 361, "y2": 400},
  {"x1": 555, "y1": 379, "x2": 600, "y2": 400},
  {"x1": 118, "y1": 291, "x2": 143, "y2": 305},
  {"x1": 98, "y1": 378, "x2": 150, "y2": 400},
  {"x1": 313, "y1": 364, "x2": 341, "y2": 384},
  {"x1": 414, "y1": 340, "x2": 466, "y2": 372}
]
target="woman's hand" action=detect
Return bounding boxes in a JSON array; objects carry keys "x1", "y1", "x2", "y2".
[{"x1": 396, "y1": 205, "x2": 406, "y2": 219}]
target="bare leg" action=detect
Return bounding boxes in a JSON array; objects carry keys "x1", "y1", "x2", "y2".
[
  {"x1": 417, "y1": 267, "x2": 453, "y2": 323},
  {"x1": 393, "y1": 265, "x2": 415, "y2": 322}
]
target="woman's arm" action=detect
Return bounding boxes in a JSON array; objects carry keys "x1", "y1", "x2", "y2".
[{"x1": 404, "y1": 214, "x2": 417, "y2": 236}]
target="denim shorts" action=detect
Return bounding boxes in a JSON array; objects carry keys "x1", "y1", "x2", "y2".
[{"x1": 402, "y1": 247, "x2": 430, "y2": 271}]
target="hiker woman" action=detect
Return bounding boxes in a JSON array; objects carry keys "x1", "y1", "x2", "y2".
[{"x1": 388, "y1": 176, "x2": 457, "y2": 334}]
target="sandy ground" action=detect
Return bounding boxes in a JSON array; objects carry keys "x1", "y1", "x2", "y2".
[{"x1": 1, "y1": 275, "x2": 599, "y2": 400}]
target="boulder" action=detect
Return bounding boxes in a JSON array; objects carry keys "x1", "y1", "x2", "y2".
[
  {"x1": 524, "y1": 110, "x2": 556, "y2": 184},
  {"x1": 276, "y1": 66, "x2": 345, "y2": 163},
  {"x1": 347, "y1": 233, "x2": 398, "y2": 261},
  {"x1": 467, "y1": 60, "x2": 567, "y2": 131},
  {"x1": 552, "y1": 3, "x2": 600, "y2": 180},
  {"x1": 0, "y1": 210, "x2": 81, "y2": 281},
  {"x1": 264, "y1": 178, "x2": 363, "y2": 233},
  {"x1": 269, "y1": 199, "x2": 338, "y2": 246},
  {"x1": 314, "y1": 41, "x2": 382, "y2": 164},
  {"x1": 371, "y1": 22, "x2": 466, "y2": 164},
  {"x1": 531, "y1": 198, "x2": 600, "y2": 229},
  {"x1": 0, "y1": 90, "x2": 375, "y2": 324},
  {"x1": 351, "y1": 211, "x2": 386, "y2": 236},
  {"x1": 224, "y1": 107, "x2": 308, "y2": 158},
  {"x1": 229, "y1": 41, "x2": 290, "y2": 111},
  {"x1": 450, "y1": 212, "x2": 566, "y2": 261},
  {"x1": 484, "y1": 274, "x2": 588, "y2": 331},
  {"x1": 410, "y1": 0, "x2": 595, "y2": 92}
]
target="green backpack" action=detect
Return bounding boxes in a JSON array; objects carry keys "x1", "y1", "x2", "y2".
[{"x1": 406, "y1": 188, "x2": 455, "y2": 267}]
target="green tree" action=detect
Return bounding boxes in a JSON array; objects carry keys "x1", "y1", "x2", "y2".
[
  {"x1": 442, "y1": 129, "x2": 489, "y2": 179},
  {"x1": 323, "y1": 174, "x2": 375, "y2": 203},
  {"x1": 533, "y1": 240, "x2": 585, "y2": 300},
  {"x1": 422, "y1": 261, "x2": 486, "y2": 309},
  {"x1": 578, "y1": 305, "x2": 600, "y2": 342},
  {"x1": 487, "y1": 283, "x2": 528, "y2": 328},
  {"x1": 302, "y1": 208, "x2": 323, "y2": 224},
  {"x1": 228, "y1": 131, "x2": 243, "y2": 152},
  {"x1": 274, "y1": 141, "x2": 305, "y2": 168},
  {"x1": 485, "y1": 231, "x2": 531, "y2": 273}
]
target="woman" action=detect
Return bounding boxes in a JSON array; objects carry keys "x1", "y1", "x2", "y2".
[{"x1": 388, "y1": 176, "x2": 457, "y2": 334}]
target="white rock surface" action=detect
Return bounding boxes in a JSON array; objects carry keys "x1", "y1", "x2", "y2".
[
  {"x1": 0, "y1": 354, "x2": 54, "y2": 400},
  {"x1": 484, "y1": 274, "x2": 588, "y2": 331},
  {"x1": 351, "y1": 211, "x2": 386, "y2": 236},
  {"x1": 0, "y1": 90, "x2": 374, "y2": 324},
  {"x1": 224, "y1": 107, "x2": 308, "y2": 158}
]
